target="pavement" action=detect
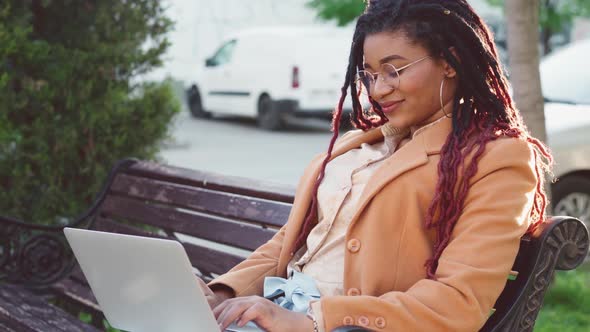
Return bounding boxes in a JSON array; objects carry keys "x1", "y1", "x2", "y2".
[{"x1": 158, "y1": 110, "x2": 338, "y2": 186}]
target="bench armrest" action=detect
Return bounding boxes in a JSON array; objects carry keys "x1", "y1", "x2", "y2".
[{"x1": 481, "y1": 216, "x2": 588, "y2": 331}]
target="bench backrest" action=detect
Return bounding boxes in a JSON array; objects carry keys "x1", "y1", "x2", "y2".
[
  {"x1": 90, "y1": 160, "x2": 294, "y2": 280},
  {"x1": 94, "y1": 161, "x2": 588, "y2": 332}
]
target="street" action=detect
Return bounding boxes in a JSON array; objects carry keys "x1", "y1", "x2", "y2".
[{"x1": 158, "y1": 110, "x2": 337, "y2": 186}]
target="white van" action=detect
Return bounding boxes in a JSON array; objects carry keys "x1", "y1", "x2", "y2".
[{"x1": 186, "y1": 27, "x2": 356, "y2": 130}]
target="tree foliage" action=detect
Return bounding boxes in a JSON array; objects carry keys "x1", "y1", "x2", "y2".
[
  {"x1": 306, "y1": 0, "x2": 365, "y2": 26},
  {"x1": 488, "y1": 0, "x2": 590, "y2": 53},
  {"x1": 488, "y1": 0, "x2": 590, "y2": 30},
  {"x1": 308, "y1": 0, "x2": 590, "y2": 53},
  {"x1": 0, "y1": 0, "x2": 180, "y2": 225}
]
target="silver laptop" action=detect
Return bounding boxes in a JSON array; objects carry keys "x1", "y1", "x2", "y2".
[{"x1": 64, "y1": 227, "x2": 261, "y2": 332}]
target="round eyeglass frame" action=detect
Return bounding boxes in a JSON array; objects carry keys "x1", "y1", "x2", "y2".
[{"x1": 356, "y1": 55, "x2": 431, "y2": 95}]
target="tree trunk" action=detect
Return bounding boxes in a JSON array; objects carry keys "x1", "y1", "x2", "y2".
[
  {"x1": 504, "y1": 0, "x2": 547, "y2": 143},
  {"x1": 505, "y1": 0, "x2": 552, "y2": 207}
]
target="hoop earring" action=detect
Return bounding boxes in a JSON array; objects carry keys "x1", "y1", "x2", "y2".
[{"x1": 440, "y1": 78, "x2": 451, "y2": 118}]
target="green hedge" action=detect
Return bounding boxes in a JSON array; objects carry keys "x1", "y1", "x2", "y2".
[{"x1": 0, "y1": 1, "x2": 180, "y2": 225}]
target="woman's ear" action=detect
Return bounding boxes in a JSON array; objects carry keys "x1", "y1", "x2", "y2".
[{"x1": 442, "y1": 47, "x2": 459, "y2": 78}]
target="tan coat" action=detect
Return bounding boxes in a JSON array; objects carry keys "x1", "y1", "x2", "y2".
[{"x1": 210, "y1": 117, "x2": 537, "y2": 332}]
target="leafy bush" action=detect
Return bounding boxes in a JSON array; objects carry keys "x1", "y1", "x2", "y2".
[{"x1": 0, "y1": 1, "x2": 180, "y2": 225}]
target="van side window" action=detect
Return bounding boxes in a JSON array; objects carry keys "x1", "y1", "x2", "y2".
[{"x1": 209, "y1": 40, "x2": 237, "y2": 66}]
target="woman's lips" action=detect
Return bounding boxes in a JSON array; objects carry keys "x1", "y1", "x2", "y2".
[{"x1": 379, "y1": 100, "x2": 404, "y2": 114}]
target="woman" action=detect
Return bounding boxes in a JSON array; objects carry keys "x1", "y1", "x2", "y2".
[{"x1": 199, "y1": 0, "x2": 552, "y2": 331}]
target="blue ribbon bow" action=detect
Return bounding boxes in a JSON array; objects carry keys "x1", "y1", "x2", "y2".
[{"x1": 263, "y1": 270, "x2": 321, "y2": 313}]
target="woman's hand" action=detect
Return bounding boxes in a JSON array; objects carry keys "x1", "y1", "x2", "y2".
[
  {"x1": 214, "y1": 296, "x2": 314, "y2": 332},
  {"x1": 196, "y1": 277, "x2": 234, "y2": 309}
]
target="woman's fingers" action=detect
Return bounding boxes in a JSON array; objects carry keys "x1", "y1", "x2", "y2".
[
  {"x1": 217, "y1": 298, "x2": 253, "y2": 330},
  {"x1": 213, "y1": 296, "x2": 275, "y2": 331},
  {"x1": 213, "y1": 296, "x2": 308, "y2": 332},
  {"x1": 236, "y1": 302, "x2": 266, "y2": 327},
  {"x1": 212, "y1": 297, "x2": 232, "y2": 318}
]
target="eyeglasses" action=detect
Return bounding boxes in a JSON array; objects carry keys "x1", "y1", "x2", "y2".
[{"x1": 356, "y1": 55, "x2": 431, "y2": 95}]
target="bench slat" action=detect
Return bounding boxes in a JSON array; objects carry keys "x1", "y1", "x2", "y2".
[
  {"x1": 0, "y1": 321, "x2": 18, "y2": 332},
  {"x1": 110, "y1": 174, "x2": 291, "y2": 228},
  {"x1": 100, "y1": 195, "x2": 277, "y2": 250},
  {"x1": 0, "y1": 285, "x2": 100, "y2": 332},
  {"x1": 94, "y1": 218, "x2": 245, "y2": 277},
  {"x1": 126, "y1": 161, "x2": 295, "y2": 203},
  {"x1": 51, "y1": 278, "x2": 101, "y2": 314},
  {"x1": 70, "y1": 265, "x2": 88, "y2": 285}
]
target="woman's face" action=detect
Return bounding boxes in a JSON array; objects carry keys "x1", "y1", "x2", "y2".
[{"x1": 362, "y1": 30, "x2": 457, "y2": 129}]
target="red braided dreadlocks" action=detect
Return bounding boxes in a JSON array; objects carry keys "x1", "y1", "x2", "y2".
[{"x1": 294, "y1": 0, "x2": 553, "y2": 280}]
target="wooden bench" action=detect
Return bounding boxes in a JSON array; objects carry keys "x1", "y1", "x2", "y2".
[
  {"x1": 0, "y1": 158, "x2": 588, "y2": 332},
  {"x1": 0, "y1": 284, "x2": 101, "y2": 332}
]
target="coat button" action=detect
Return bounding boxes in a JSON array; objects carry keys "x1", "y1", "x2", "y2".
[
  {"x1": 343, "y1": 316, "x2": 355, "y2": 325},
  {"x1": 347, "y1": 288, "x2": 361, "y2": 296},
  {"x1": 357, "y1": 316, "x2": 370, "y2": 327},
  {"x1": 347, "y1": 239, "x2": 361, "y2": 253},
  {"x1": 375, "y1": 317, "x2": 387, "y2": 329}
]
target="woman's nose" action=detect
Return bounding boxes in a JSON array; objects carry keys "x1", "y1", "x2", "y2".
[{"x1": 371, "y1": 76, "x2": 394, "y2": 100}]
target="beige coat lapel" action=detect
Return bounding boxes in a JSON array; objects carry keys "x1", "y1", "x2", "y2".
[
  {"x1": 278, "y1": 118, "x2": 453, "y2": 265},
  {"x1": 348, "y1": 117, "x2": 453, "y2": 231},
  {"x1": 346, "y1": 134, "x2": 429, "y2": 232}
]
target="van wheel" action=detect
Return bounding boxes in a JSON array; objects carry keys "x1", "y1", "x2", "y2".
[
  {"x1": 257, "y1": 95, "x2": 284, "y2": 131},
  {"x1": 553, "y1": 175, "x2": 590, "y2": 224},
  {"x1": 187, "y1": 86, "x2": 211, "y2": 119}
]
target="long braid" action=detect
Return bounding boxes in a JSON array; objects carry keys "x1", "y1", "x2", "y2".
[{"x1": 293, "y1": 0, "x2": 553, "y2": 280}]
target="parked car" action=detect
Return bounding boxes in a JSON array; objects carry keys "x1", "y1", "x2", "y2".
[
  {"x1": 541, "y1": 38, "x2": 590, "y2": 223},
  {"x1": 186, "y1": 26, "x2": 355, "y2": 130}
]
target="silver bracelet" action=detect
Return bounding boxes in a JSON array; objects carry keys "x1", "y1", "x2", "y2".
[
  {"x1": 306, "y1": 306, "x2": 320, "y2": 332},
  {"x1": 311, "y1": 317, "x2": 319, "y2": 332}
]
